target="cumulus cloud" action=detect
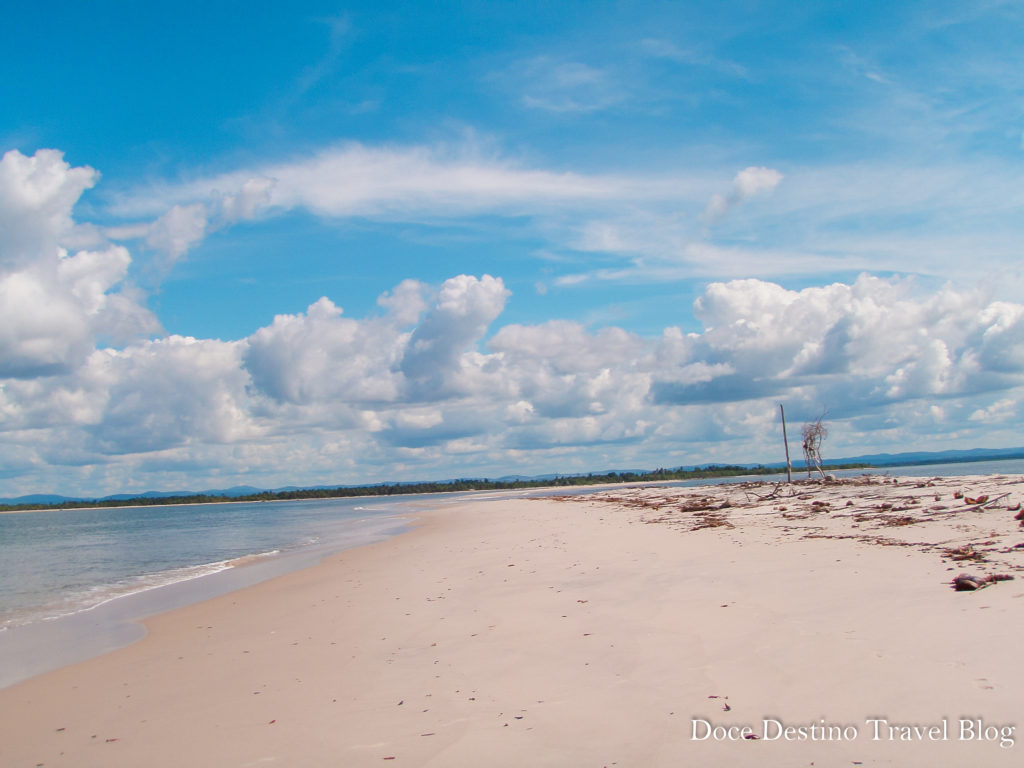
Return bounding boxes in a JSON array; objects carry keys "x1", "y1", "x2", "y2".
[
  {"x1": 5, "y1": 267, "x2": 1024, "y2": 496},
  {"x1": 377, "y1": 405, "x2": 498, "y2": 449},
  {"x1": 8, "y1": 144, "x2": 1024, "y2": 497},
  {"x1": 489, "y1": 320, "x2": 650, "y2": 419},
  {"x1": 0, "y1": 150, "x2": 159, "y2": 379},
  {"x1": 969, "y1": 398, "x2": 1018, "y2": 424},
  {"x1": 975, "y1": 301, "x2": 1024, "y2": 373},
  {"x1": 0, "y1": 150, "x2": 1020, "y2": 491},
  {"x1": 0, "y1": 334, "x2": 253, "y2": 457},
  {"x1": 702, "y1": 166, "x2": 783, "y2": 224},
  {"x1": 87, "y1": 336, "x2": 254, "y2": 454},
  {"x1": 651, "y1": 275, "x2": 1024, "y2": 413},
  {"x1": 0, "y1": 149, "x2": 97, "y2": 269},
  {"x1": 376, "y1": 278, "x2": 431, "y2": 326},
  {"x1": 400, "y1": 274, "x2": 510, "y2": 398},
  {"x1": 244, "y1": 296, "x2": 409, "y2": 406},
  {"x1": 242, "y1": 275, "x2": 509, "y2": 410},
  {"x1": 0, "y1": 268, "x2": 95, "y2": 378}
]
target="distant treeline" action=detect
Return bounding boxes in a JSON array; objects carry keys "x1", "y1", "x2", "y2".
[{"x1": 0, "y1": 463, "x2": 872, "y2": 512}]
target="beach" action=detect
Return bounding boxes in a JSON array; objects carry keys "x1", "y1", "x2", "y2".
[{"x1": 1, "y1": 473, "x2": 1022, "y2": 767}]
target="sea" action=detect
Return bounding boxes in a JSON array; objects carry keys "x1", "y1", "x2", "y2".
[{"x1": 2, "y1": 458, "x2": 1023, "y2": 688}]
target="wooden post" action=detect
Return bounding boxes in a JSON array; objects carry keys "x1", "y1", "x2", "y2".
[{"x1": 779, "y1": 404, "x2": 792, "y2": 483}]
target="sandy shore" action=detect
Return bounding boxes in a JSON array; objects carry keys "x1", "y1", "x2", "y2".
[{"x1": 2, "y1": 473, "x2": 1022, "y2": 767}]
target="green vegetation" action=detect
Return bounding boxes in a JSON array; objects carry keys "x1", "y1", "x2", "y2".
[{"x1": 0, "y1": 462, "x2": 872, "y2": 512}]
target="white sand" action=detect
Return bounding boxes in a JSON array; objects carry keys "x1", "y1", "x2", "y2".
[{"x1": 1, "y1": 473, "x2": 1022, "y2": 767}]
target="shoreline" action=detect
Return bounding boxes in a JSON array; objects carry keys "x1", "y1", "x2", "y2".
[
  {"x1": 0, "y1": 513, "x2": 414, "y2": 689},
  {"x1": 2, "y1": 474, "x2": 1022, "y2": 766},
  {"x1": 0, "y1": 482, "x2": 590, "y2": 515},
  {"x1": 0, "y1": 489, "x2": 499, "y2": 515},
  {"x1": 4, "y1": 454, "x2": 1024, "y2": 515}
]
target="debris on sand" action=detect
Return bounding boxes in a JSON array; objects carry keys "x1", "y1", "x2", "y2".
[
  {"x1": 552, "y1": 473, "x2": 1024, "y2": 589},
  {"x1": 952, "y1": 573, "x2": 1015, "y2": 591}
]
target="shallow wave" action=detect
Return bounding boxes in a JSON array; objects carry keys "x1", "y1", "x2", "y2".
[
  {"x1": 1, "y1": 549, "x2": 283, "y2": 630},
  {"x1": 0, "y1": 508, "x2": 412, "y2": 634},
  {"x1": 226, "y1": 549, "x2": 281, "y2": 567}
]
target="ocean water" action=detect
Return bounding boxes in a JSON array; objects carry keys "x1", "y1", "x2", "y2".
[
  {"x1": 2, "y1": 458, "x2": 1022, "y2": 688},
  {"x1": 0, "y1": 494, "x2": 422, "y2": 687},
  {"x1": 858, "y1": 457, "x2": 1024, "y2": 478},
  {"x1": 0, "y1": 495, "x2": 417, "y2": 632}
]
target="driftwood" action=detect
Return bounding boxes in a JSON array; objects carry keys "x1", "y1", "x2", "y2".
[
  {"x1": 964, "y1": 492, "x2": 1010, "y2": 512},
  {"x1": 746, "y1": 481, "x2": 788, "y2": 502}
]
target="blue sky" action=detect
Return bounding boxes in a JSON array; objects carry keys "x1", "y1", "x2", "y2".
[{"x1": 2, "y1": 1, "x2": 1024, "y2": 497}]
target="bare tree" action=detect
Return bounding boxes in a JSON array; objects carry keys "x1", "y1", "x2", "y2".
[{"x1": 801, "y1": 411, "x2": 828, "y2": 479}]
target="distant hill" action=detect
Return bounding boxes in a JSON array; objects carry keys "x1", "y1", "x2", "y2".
[
  {"x1": 98, "y1": 485, "x2": 268, "y2": 502},
  {"x1": 0, "y1": 493, "x2": 78, "y2": 506},
  {"x1": 494, "y1": 470, "x2": 650, "y2": 483},
  {"x1": 1, "y1": 485, "x2": 267, "y2": 507},
  {"x1": 833, "y1": 446, "x2": 1024, "y2": 467},
  {"x1": 747, "y1": 446, "x2": 1024, "y2": 471}
]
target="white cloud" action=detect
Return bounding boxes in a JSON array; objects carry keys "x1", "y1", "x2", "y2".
[
  {"x1": 487, "y1": 320, "x2": 652, "y2": 427},
  {"x1": 0, "y1": 149, "x2": 97, "y2": 269},
  {"x1": 57, "y1": 246, "x2": 132, "y2": 315},
  {"x1": 733, "y1": 166, "x2": 784, "y2": 198},
  {"x1": 0, "y1": 150, "x2": 159, "y2": 379},
  {"x1": 376, "y1": 278, "x2": 431, "y2": 326},
  {"x1": 652, "y1": 275, "x2": 1024, "y2": 413},
  {"x1": 100, "y1": 140, "x2": 697, "y2": 268},
  {"x1": 5, "y1": 145, "x2": 1024, "y2": 496},
  {"x1": 105, "y1": 141, "x2": 1024, "y2": 300},
  {"x1": 702, "y1": 166, "x2": 784, "y2": 224},
  {"x1": 377, "y1": 404, "x2": 498, "y2": 449},
  {"x1": 86, "y1": 336, "x2": 255, "y2": 455},
  {"x1": 0, "y1": 334, "x2": 253, "y2": 457},
  {"x1": 242, "y1": 273, "x2": 510, "y2": 420},
  {"x1": 976, "y1": 301, "x2": 1024, "y2": 373},
  {"x1": 392, "y1": 408, "x2": 445, "y2": 430},
  {"x1": 514, "y1": 57, "x2": 626, "y2": 113},
  {"x1": 235, "y1": 144, "x2": 665, "y2": 215},
  {"x1": 144, "y1": 203, "x2": 208, "y2": 263},
  {"x1": 108, "y1": 141, "x2": 700, "y2": 247},
  {"x1": 399, "y1": 274, "x2": 510, "y2": 398},
  {"x1": 213, "y1": 176, "x2": 276, "y2": 223},
  {"x1": 5, "y1": 255, "x2": 1024, "y2": 496},
  {"x1": 969, "y1": 397, "x2": 1018, "y2": 424},
  {"x1": 548, "y1": 158, "x2": 1024, "y2": 289},
  {"x1": 244, "y1": 296, "x2": 409, "y2": 406},
  {"x1": 0, "y1": 269, "x2": 94, "y2": 378},
  {"x1": 141, "y1": 177, "x2": 275, "y2": 265}
]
